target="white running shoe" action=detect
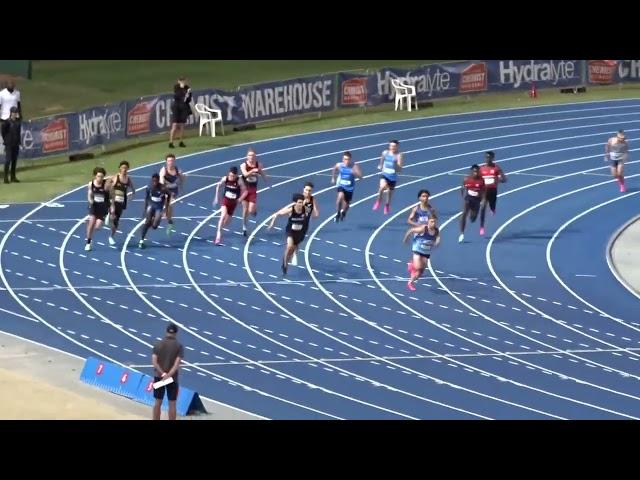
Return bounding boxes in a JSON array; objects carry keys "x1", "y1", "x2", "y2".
[
  {"x1": 108, "y1": 236, "x2": 116, "y2": 246},
  {"x1": 291, "y1": 252, "x2": 298, "y2": 266},
  {"x1": 84, "y1": 243, "x2": 92, "y2": 251},
  {"x1": 458, "y1": 233, "x2": 464, "y2": 243}
]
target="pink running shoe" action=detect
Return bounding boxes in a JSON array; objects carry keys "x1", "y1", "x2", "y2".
[
  {"x1": 384, "y1": 204, "x2": 390, "y2": 215},
  {"x1": 620, "y1": 183, "x2": 626, "y2": 193},
  {"x1": 480, "y1": 227, "x2": 485, "y2": 236},
  {"x1": 407, "y1": 281, "x2": 416, "y2": 292},
  {"x1": 373, "y1": 200, "x2": 380, "y2": 211},
  {"x1": 215, "y1": 237, "x2": 222, "y2": 245}
]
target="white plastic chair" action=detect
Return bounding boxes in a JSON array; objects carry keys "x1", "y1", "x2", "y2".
[
  {"x1": 195, "y1": 103, "x2": 225, "y2": 137},
  {"x1": 391, "y1": 78, "x2": 418, "y2": 112}
]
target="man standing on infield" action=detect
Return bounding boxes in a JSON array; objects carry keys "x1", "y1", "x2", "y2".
[{"x1": 152, "y1": 323, "x2": 184, "y2": 420}]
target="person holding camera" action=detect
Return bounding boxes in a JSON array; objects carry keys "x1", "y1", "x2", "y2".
[{"x1": 168, "y1": 76, "x2": 192, "y2": 148}]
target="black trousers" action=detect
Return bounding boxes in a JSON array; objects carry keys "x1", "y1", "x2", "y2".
[{"x1": 4, "y1": 145, "x2": 19, "y2": 179}]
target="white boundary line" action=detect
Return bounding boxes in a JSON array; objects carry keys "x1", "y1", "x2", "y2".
[
  {"x1": 257, "y1": 152, "x2": 640, "y2": 416},
  {"x1": 354, "y1": 161, "x2": 640, "y2": 417},
  {"x1": 404, "y1": 167, "x2": 640, "y2": 394},
  {"x1": 127, "y1": 344, "x2": 640, "y2": 368},
  {"x1": 58, "y1": 216, "x2": 346, "y2": 420},
  {"x1": 181, "y1": 216, "x2": 428, "y2": 419},
  {"x1": 362, "y1": 166, "x2": 640, "y2": 417},
  {"x1": 484, "y1": 174, "x2": 640, "y2": 367},
  {"x1": 424, "y1": 167, "x2": 640, "y2": 380},
  {"x1": 546, "y1": 192, "x2": 640, "y2": 332}
]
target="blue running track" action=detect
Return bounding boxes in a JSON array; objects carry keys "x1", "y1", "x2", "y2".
[{"x1": 1, "y1": 99, "x2": 640, "y2": 419}]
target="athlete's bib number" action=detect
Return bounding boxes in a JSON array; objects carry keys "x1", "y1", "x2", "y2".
[
  {"x1": 291, "y1": 223, "x2": 303, "y2": 231},
  {"x1": 483, "y1": 176, "x2": 495, "y2": 185},
  {"x1": 383, "y1": 166, "x2": 396, "y2": 174},
  {"x1": 467, "y1": 189, "x2": 479, "y2": 197},
  {"x1": 610, "y1": 152, "x2": 624, "y2": 160},
  {"x1": 166, "y1": 182, "x2": 177, "y2": 189},
  {"x1": 115, "y1": 194, "x2": 125, "y2": 203},
  {"x1": 339, "y1": 178, "x2": 352, "y2": 186},
  {"x1": 151, "y1": 196, "x2": 163, "y2": 203},
  {"x1": 225, "y1": 191, "x2": 237, "y2": 200},
  {"x1": 245, "y1": 175, "x2": 257, "y2": 183},
  {"x1": 94, "y1": 194, "x2": 105, "y2": 203}
]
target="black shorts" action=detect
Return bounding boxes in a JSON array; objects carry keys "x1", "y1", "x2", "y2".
[
  {"x1": 301, "y1": 223, "x2": 310, "y2": 239},
  {"x1": 153, "y1": 376, "x2": 179, "y2": 401},
  {"x1": 171, "y1": 103, "x2": 191, "y2": 124},
  {"x1": 465, "y1": 196, "x2": 481, "y2": 213},
  {"x1": 485, "y1": 188, "x2": 497, "y2": 211},
  {"x1": 412, "y1": 251, "x2": 431, "y2": 259},
  {"x1": 167, "y1": 187, "x2": 179, "y2": 200},
  {"x1": 146, "y1": 205, "x2": 163, "y2": 222},
  {"x1": 287, "y1": 231, "x2": 306, "y2": 246},
  {"x1": 381, "y1": 175, "x2": 396, "y2": 190},
  {"x1": 112, "y1": 201, "x2": 126, "y2": 218},
  {"x1": 610, "y1": 159, "x2": 622, "y2": 168},
  {"x1": 337, "y1": 187, "x2": 354, "y2": 203},
  {"x1": 89, "y1": 203, "x2": 108, "y2": 221}
]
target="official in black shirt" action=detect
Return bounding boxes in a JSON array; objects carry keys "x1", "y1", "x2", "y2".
[
  {"x1": 169, "y1": 76, "x2": 192, "y2": 149},
  {"x1": 151, "y1": 323, "x2": 184, "y2": 420},
  {"x1": 2, "y1": 107, "x2": 21, "y2": 184}
]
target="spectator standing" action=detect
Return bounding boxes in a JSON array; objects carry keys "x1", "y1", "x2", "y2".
[{"x1": 0, "y1": 79, "x2": 22, "y2": 129}]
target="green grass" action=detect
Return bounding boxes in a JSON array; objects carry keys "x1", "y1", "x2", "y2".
[
  {"x1": 3, "y1": 81, "x2": 639, "y2": 204},
  {"x1": 21, "y1": 60, "x2": 439, "y2": 119}
]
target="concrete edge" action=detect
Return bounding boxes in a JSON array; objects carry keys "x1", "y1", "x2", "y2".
[
  {"x1": 0, "y1": 328, "x2": 263, "y2": 420},
  {"x1": 606, "y1": 213, "x2": 640, "y2": 301}
]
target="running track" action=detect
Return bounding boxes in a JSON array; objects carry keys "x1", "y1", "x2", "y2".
[{"x1": 1, "y1": 99, "x2": 639, "y2": 419}]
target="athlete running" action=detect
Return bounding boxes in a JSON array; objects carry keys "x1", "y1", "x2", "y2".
[
  {"x1": 459, "y1": 164, "x2": 486, "y2": 243},
  {"x1": 106, "y1": 160, "x2": 135, "y2": 245},
  {"x1": 373, "y1": 140, "x2": 403, "y2": 215},
  {"x1": 407, "y1": 189, "x2": 437, "y2": 229},
  {"x1": 159, "y1": 153, "x2": 186, "y2": 235},
  {"x1": 478, "y1": 151, "x2": 506, "y2": 236},
  {"x1": 85, "y1": 167, "x2": 109, "y2": 252},
  {"x1": 293, "y1": 181, "x2": 320, "y2": 266},
  {"x1": 240, "y1": 147, "x2": 268, "y2": 236},
  {"x1": 213, "y1": 166, "x2": 248, "y2": 245},
  {"x1": 331, "y1": 151, "x2": 362, "y2": 222},
  {"x1": 268, "y1": 193, "x2": 308, "y2": 276},
  {"x1": 605, "y1": 130, "x2": 629, "y2": 192},
  {"x1": 403, "y1": 216, "x2": 441, "y2": 291},
  {"x1": 139, "y1": 174, "x2": 169, "y2": 249}
]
